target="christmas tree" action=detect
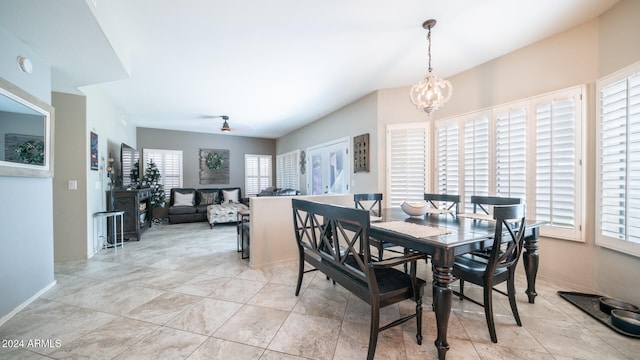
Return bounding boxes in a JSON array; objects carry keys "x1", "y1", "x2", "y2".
[{"x1": 142, "y1": 160, "x2": 166, "y2": 208}]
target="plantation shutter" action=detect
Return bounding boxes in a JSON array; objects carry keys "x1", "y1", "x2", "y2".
[
  {"x1": 276, "y1": 151, "x2": 299, "y2": 189},
  {"x1": 495, "y1": 107, "x2": 527, "y2": 199},
  {"x1": 535, "y1": 94, "x2": 578, "y2": 234},
  {"x1": 387, "y1": 124, "x2": 429, "y2": 208},
  {"x1": 436, "y1": 121, "x2": 459, "y2": 195},
  {"x1": 142, "y1": 149, "x2": 183, "y2": 201},
  {"x1": 463, "y1": 114, "x2": 490, "y2": 212},
  {"x1": 245, "y1": 154, "x2": 272, "y2": 196},
  {"x1": 599, "y1": 73, "x2": 640, "y2": 245}
]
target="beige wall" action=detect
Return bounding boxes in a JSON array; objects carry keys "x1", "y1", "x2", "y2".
[
  {"x1": 276, "y1": 0, "x2": 640, "y2": 304},
  {"x1": 52, "y1": 93, "x2": 88, "y2": 261},
  {"x1": 249, "y1": 194, "x2": 353, "y2": 267},
  {"x1": 593, "y1": 0, "x2": 640, "y2": 305},
  {"x1": 378, "y1": 5, "x2": 640, "y2": 304},
  {"x1": 276, "y1": 92, "x2": 380, "y2": 194},
  {"x1": 405, "y1": 18, "x2": 604, "y2": 295}
]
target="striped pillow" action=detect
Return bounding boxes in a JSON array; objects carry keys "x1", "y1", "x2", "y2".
[{"x1": 200, "y1": 191, "x2": 218, "y2": 205}]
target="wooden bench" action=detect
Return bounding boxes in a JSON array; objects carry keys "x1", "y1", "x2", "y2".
[{"x1": 291, "y1": 199, "x2": 427, "y2": 360}]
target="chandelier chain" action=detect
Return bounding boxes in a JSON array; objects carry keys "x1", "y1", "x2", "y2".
[{"x1": 427, "y1": 26, "x2": 432, "y2": 73}]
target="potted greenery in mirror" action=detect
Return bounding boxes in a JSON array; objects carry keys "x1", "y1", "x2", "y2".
[{"x1": 141, "y1": 160, "x2": 166, "y2": 222}]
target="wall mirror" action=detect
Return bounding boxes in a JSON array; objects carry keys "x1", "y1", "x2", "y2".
[{"x1": 0, "y1": 76, "x2": 54, "y2": 178}]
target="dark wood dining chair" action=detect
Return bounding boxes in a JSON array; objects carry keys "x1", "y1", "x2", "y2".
[
  {"x1": 424, "y1": 193, "x2": 460, "y2": 216},
  {"x1": 452, "y1": 203, "x2": 526, "y2": 343},
  {"x1": 470, "y1": 195, "x2": 522, "y2": 215},
  {"x1": 468, "y1": 195, "x2": 523, "y2": 258},
  {"x1": 354, "y1": 193, "x2": 403, "y2": 260},
  {"x1": 354, "y1": 193, "x2": 382, "y2": 217}
]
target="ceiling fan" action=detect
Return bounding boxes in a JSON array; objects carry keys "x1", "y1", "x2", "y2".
[{"x1": 208, "y1": 115, "x2": 231, "y2": 132}]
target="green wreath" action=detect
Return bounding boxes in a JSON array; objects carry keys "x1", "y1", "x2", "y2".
[
  {"x1": 15, "y1": 140, "x2": 45, "y2": 165},
  {"x1": 206, "y1": 152, "x2": 224, "y2": 170}
]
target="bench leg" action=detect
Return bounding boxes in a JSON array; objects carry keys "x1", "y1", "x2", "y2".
[
  {"x1": 367, "y1": 302, "x2": 380, "y2": 360},
  {"x1": 295, "y1": 258, "x2": 304, "y2": 296}
]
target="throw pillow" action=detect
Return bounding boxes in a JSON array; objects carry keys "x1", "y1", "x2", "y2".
[
  {"x1": 222, "y1": 189, "x2": 239, "y2": 204},
  {"x1": 199, "y1": 191, "x2": 218, "y2": 205},
  {"x1": 174, "y1": 191, "x2": 194, "y2": 206}
]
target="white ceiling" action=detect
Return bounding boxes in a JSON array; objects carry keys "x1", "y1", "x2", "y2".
[{"x1": 0, "y1": 0, "x2": 620, "y2": 138}]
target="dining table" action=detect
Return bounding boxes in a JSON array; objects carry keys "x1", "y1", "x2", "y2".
[{"x1": 369, "y1": 208, "x2": 545, "y2": 360}]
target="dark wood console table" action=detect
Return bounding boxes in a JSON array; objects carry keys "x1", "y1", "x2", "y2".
[{"x1": 108, "y1": 188, "x2": 152, "y2": 241}]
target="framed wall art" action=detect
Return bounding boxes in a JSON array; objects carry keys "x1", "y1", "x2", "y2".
[
  {"x1": 199, "y1": 148, "x2": 229, "y2": 184},
  {"x1": 353, "y1": 133, "x2": 369, "y2": 173},
  {"x1": 90, "y1": 131, "x2": 98, "y2": 171}
]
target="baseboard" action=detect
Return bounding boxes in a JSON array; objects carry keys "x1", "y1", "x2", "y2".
[
  {"x1": 249, "y1": 257, "x2": 297, "y2": 269},
  {"x1": 0, "y1": 280, "x2": 57, "y2": 327}
]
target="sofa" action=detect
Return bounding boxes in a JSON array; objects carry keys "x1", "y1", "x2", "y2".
[{"x1": 168, "y1": 187, "x2": 248, "y2": 227}]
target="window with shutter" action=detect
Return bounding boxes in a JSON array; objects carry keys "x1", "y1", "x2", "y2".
[
  {"x1": 142, "y1": 149, "x2": 183, "y2": 200},
  {"x1": 533, "y1": 87, "x2": 583, "y2": 241},
  {"x1": 436, "y1": 121, "x2": 459, "y2": 195},
  {"x1": 386, "y1": 123, "x2": 429, "y2": 208},
  {"x1": 245, "y1": 154, "x2": 272, "y2": 196},
  {"x1": 463, "y1": 113, "x2": 490, "y2": 213},
  {"x1": 435, "y1": 86, "x2": 584, "y2": 241},
  {"x1": 596, "y1": 61, "x2": 640, "y2": 257},
  {"x1": 276, "y1": 150, "x2": 299, "y2": 189},
  {"x1": 495, "y1": 105, "x2": 527, "y2": 200}
]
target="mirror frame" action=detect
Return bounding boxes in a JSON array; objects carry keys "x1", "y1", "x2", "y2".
[{"x1": 0, "y1": 76, "x2": 54, "y2": 178}]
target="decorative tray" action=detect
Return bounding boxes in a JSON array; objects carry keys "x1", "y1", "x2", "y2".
[{"x1": 558, "y1": 291, "x2": 640, "y2": 338}]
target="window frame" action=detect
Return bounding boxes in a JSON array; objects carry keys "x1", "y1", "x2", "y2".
[
  {"x1": 596, "y1": 61, "x2": 640, "y2": 257},
  {"x1": 276, "y1": 150, "x2": 299, "y2": 190},
  {"x1": 435, "y1": 118, "x2": 460, "y2": 196},
  {"x1": 386, "y1": 123, "x2": 429, "y2": 208},
  {"x1": 530, "y1": 87, "x2": 584, "y2": 241},
  {"x1": 459, "y1": 111, "x2": 492, "y2": 213},
  {"x1": 434, "y1": 85, "x2": 585, "y2": 242},
  {"x1": 245, "y1": 154, "x2": 273, "y2": 197},
  {"x1": 141, "y1": 148, "x2": 183, "y2": 201},
  {"x1": 306, "y1": 137, "x2": 350, "y2": 195}
]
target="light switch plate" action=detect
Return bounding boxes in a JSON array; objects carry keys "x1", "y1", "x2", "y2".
[{"x1": 68, "y1": 180, "x2": 77, "y2": 190}]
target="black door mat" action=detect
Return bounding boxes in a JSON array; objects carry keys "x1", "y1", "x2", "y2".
[{"x1": 558, "y1": 291, "x2": 640, "y2": 339}]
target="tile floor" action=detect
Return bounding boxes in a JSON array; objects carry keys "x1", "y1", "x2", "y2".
[{"x1": 1, "y1": 222, "x2": 639, "y2": 359}]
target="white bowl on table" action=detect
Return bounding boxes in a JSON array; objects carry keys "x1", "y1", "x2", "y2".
[{"x1": 401, "y1": 200, "x2": 429, "y2": 217}]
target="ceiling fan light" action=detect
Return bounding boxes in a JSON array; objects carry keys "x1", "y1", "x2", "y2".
[{"x1": 221, "y1": 119, "x2": 231, "y2": 132}]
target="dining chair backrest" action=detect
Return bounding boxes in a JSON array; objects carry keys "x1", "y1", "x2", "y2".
[
  {"x1": 354, "y1": 193, "x2": 383, "y2": 217},
  {"x1": 490, "y1": 204, "x2": 526, "y2": 273},
  {"x1": 452, "y1": 203, "x2": 527, "y2": 343},
  {"x1": 470, "y1": 195, "x2": 522, "y2": 215},
  {"x1": 424, "y1": 193, "x2": 460, "y2": 214}
]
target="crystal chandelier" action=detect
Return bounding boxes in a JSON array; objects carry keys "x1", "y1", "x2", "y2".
[{"x1": 410, "y1": 19, "x2": 452, "y2": 115}]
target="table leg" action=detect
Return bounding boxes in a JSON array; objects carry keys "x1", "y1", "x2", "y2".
[
  {"x1": 119, "y1": 213, "x2": 124, "y2": 249},
  {"x1": 523, "y1": 227, "x2": 539, "y2": 303},
  {"x1": 237, "y1": 214, "x2": 242, "y2": 253},
  {"x1": 432, "y1": 264, "x2": 453, "y2": 360},
  {"x1": 112, "y1": 214, "x2": 117, "y2": 252}
]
